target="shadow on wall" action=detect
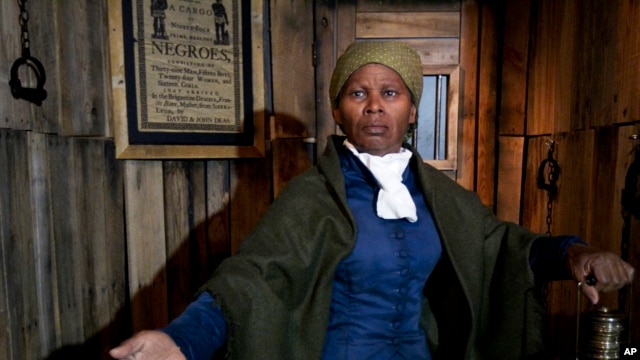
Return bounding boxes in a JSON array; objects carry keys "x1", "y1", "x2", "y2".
[
  {"x1": 37, "y1": 113, "x2": 312, "y2": 360},
  {"x1": 44, "y1": 181, "x2": 234, "y2": 360}
]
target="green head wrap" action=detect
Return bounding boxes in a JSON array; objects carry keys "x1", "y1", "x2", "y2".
[{"x1": 329, "y1": 41, "x2": 423, "y2": 109}]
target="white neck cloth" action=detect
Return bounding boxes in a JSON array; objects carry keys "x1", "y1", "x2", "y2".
[{"x1": 344, "y1": 140, "x2": 418, "y2": 223}]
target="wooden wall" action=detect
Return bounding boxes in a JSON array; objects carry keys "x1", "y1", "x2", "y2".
[
  {"x1": 497, "y1": 0, "x2": 640, "y2": 356},
  {"x1": 0, "y1": 0, "x2": 638, "y2": 359}
]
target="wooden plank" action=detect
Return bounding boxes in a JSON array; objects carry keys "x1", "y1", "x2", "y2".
[
  {"x1": 475, "y1": 1, "x2": 498, "y2": 208},
  {"x1": 28, "y1": 132, "x2": 56, "y2": 357},
  {"x1": 496, "y1": 136, "x2": 524, "y2": 223},
  {"x1": 578, "y1": 1, "x2": 618, "y2": 128},
  {"x1": 106, "y1": 0, "x2": 128, "y2": 143},
  {"x1": 188, "y1": 162, "x2": 212, "y2": 291},
  {"x1": 526, "y1": 0, "x2": 559, "y2": 136},
  {"x1": 615, "y1": 0, "x2": 640, "y2": 124},
  {"x1": 630, "y1": 0, "x2": 640, "y2": 123},
  {"x1": 356, "y1": 0, "x2": 461, "y2": 12},
  {"x1": 27, "y1": 1, "x2": 59, "y2": 134},
  {"x1": 586, "y1": 127, "x2": 620, "y2": 250},
  {"x1": 19, "y1": 130, "x2": 45, "y2": 358},
  {"x1": 569, "y1": 0, "x2": 590, "y2": 131},
  {"x1": 356, "y1": 12, "x2": 460, "y2": 39},
  {"x1": 552, "y1": 0, "x2": 578, "y2": 133},
  {"x1": 526, "y1": 0, "x2": 589, "y2": 134},
  {"x1": 499, "y1": 0, "x2": 531, "y2": 136},
  {"x1": 0, "y1": 129, "x2": 15, "y2": 360},
  {"x1": 0, "y1": 2, "x2": 32, "y2": 130},
  {"x1": 447, "y1": 66, "x2": 463, "y2": 173},
  {"x1": 124, "y1": 161, "x2": 168, "y2": 332},
  {"x1": 208, "y1": 166, "x2": 233, "y2": 360},
  {"x1": 163, "y1": 161, "x2": 211, "y2": 319},
  {"x1": 337, "y1": 0, "x2": 356, "y2": 69},
  {"x1": 77, "y1": 138, "x2": 105, "y2": 356},
  {"x1": 3, "y1": 130, "x2": 41, "y2": 357},
  {"x1": 402, "y1": 39, "x2": 459, "y2": 66},
  {"x1": 521, "y1": 136, "x2": 550, "y2": 233},
  {"x1": 163, "y1": 160, "x2": 193, "y2": 318},
  {"x1": 270, "y1": 0, "x2": 316, "y2": 139},
  {"x1": 48, "y1": 136, "x2": 85, "y2": 347},
  {"x1": 457, "y1": 0, "x2": 479, "y2": 190},
  {"x1": 205, "y1": 160, "x2": 232, "y2": 272},
  {"x1": 272, "y1": 138, "x2": 313, "y2": 197},
  {"x1": 57, "y1": 1, "x2": 109, "y2": 136},
  {"x1": 315, "y1": 0, "x2": 339, "y2": 156},
  {"x1": 99, "y1": 140, "x2": 128, "y2": 350}
]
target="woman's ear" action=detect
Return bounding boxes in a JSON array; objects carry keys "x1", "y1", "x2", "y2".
[
  {"x1": 409, "y1": 104, "x2": 417, "y2": 124},
  {"x1": 332, "y1": 108, "x2": 343, "y2": 125}
]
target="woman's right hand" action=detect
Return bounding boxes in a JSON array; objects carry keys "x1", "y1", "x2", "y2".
[{"x1": 109, "y1": 330, "x2": 186, "y2": 360}]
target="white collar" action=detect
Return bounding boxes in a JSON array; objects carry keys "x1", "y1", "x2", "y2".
[{"x1": 344, "y1": 140, "x2": 417, "y2": 222}]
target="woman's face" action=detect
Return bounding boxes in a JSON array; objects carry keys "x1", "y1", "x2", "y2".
[{"x1": 333, "y1": 64, "x2": 416, "y2": 156}]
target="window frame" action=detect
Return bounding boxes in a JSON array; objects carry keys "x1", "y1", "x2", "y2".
[{"x1": 415, "y1": 65, "x2": 463, "y2": 172}]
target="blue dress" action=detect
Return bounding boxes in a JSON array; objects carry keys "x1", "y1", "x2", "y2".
[{"x1": 320, "y1": 149, "x2": 442, "y2": 360}]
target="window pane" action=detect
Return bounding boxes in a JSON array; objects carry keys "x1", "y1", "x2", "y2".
[{"x1": 415, "y1": 75, "x2": 448, "y2": 160}]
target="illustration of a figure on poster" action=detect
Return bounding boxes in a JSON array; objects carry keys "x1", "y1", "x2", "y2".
[
  {"x1": 150, "y1": 0, "x2": 169, "y2": 39},
  {"x1": 212, "y1": 0, "x2": 229, "y2": 45}
]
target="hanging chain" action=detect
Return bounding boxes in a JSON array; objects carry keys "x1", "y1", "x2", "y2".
[
  {"x1": 9, "y1": 0, "x2": 47, "y2": 106},
  {"x1": 18, "y1": 0, "x2": 30, "y2": 57},
  {"x1": 544, "y1": 162, "x2": 555, "y2": 236},
  {"x1": 535, "y1": 139, "x2": 560, "y2": 321},
  {"x1": 537, "y1": 139, "x2": 560, "y2": 235}
]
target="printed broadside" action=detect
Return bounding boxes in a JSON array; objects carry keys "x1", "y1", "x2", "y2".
[{"x1": 131, "y1": 0, "x2": 245, "y2": 135}]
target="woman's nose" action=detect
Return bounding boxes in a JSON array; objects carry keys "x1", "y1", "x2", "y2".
[{"x1": 365, "y1": 94, "x2": 384, "y2": 113}]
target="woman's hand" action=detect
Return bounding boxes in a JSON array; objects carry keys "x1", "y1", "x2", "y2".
[
  {"x1": 566, "y1": 244, "x2": 635, "y2": 304},
  {"x1": 109, "y1": 330, "x2": 186, "y2": 360}
]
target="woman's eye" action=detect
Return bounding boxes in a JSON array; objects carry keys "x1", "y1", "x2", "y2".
[
  {"x1": 352, "y1": 90, "x2": 364, "y2": 97},
  {"x1": 384, "y1": 90, "x2": 397, "y2": 96}
]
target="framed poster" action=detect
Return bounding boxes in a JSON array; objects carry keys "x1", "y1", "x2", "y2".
[{"x1": 107, "y1": 0, "x2": 265, "y2": 159}]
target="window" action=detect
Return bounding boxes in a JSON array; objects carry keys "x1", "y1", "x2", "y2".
[{"x1": 410, "y1": 66, "x2": 462, "y2": 172}]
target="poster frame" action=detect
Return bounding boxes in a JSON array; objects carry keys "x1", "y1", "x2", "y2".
[{"x1": 107, "y1": 0, "x2": 265, "y2": 159}]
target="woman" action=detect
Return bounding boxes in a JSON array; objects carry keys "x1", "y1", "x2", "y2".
[{"x1": 111, "y1": 41, "x2": 634, "y2": 360}]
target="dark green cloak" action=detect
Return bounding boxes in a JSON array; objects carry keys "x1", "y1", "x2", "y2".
[{"x1": 200, "y1": 135, "x2": 546, "y2": 359}]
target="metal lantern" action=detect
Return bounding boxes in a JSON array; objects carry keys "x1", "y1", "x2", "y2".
[{"x1": 578, "y1": 306, "x2": 626, "y2": 359}]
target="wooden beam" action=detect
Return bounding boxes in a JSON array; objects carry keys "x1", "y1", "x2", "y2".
[
  {"x1": 496, "y1": 136, "x2": 524, "y2": 223},
  {"x1": 356, "y1": 12, "x2": 460, "y2": 38}
]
